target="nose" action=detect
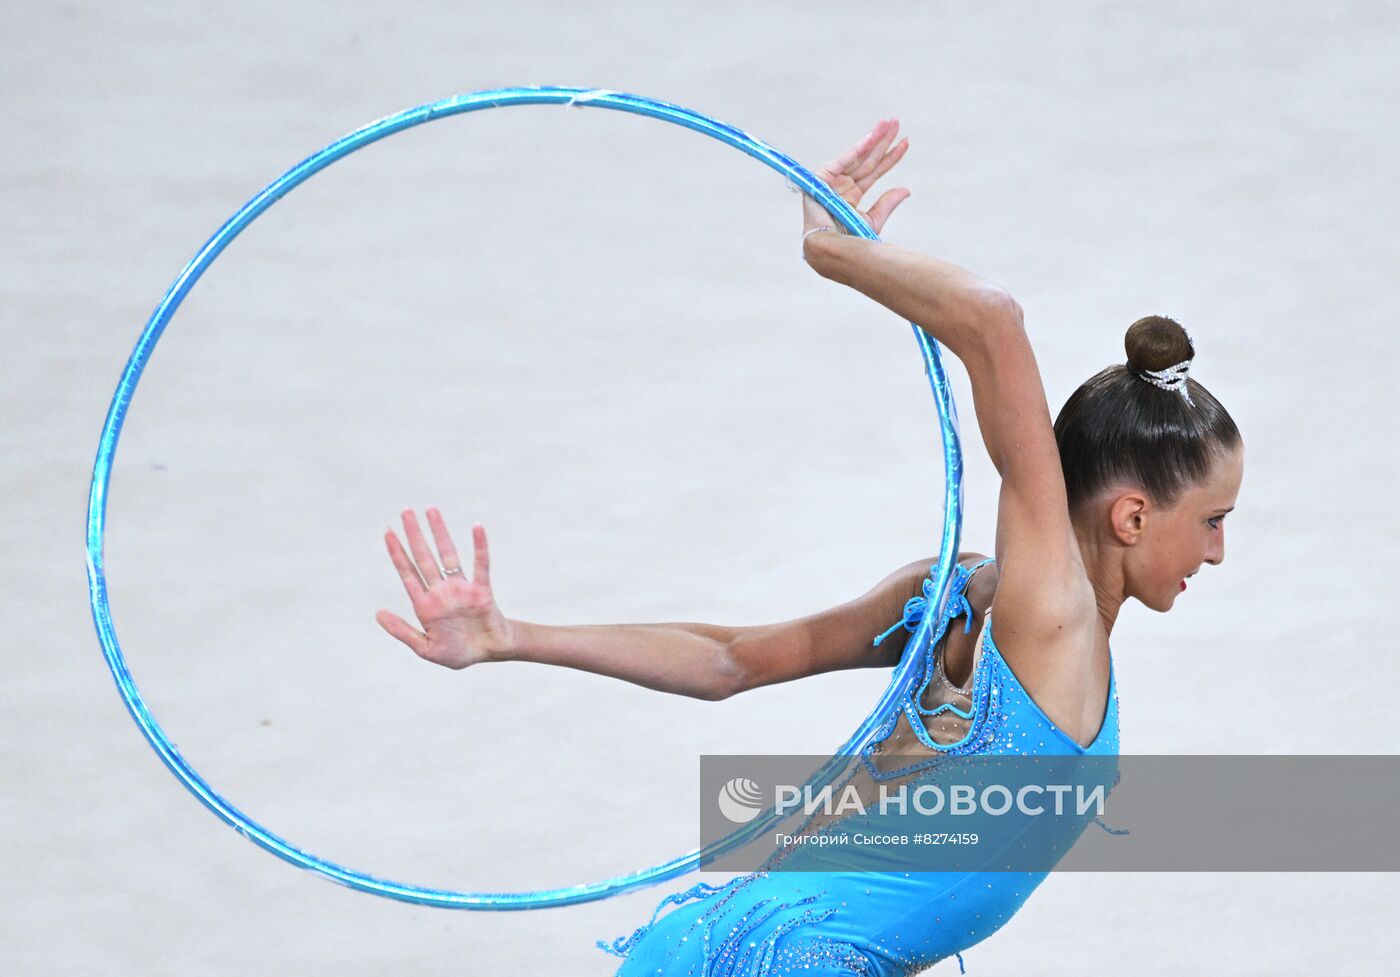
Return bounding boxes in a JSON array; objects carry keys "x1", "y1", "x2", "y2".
[{"x1": 1205, "y1": 527, "x2": 1225, "y2": 566}]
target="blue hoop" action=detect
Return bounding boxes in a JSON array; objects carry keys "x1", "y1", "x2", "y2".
[{"x1": 86, "y1": 86, "x2": 966, "y2": 910}]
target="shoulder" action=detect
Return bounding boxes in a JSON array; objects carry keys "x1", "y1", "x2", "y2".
[
  {"x1": 958, "y1": 552, "x2": 996, "y2": 616},
  {"x1": 969, "y1": 553, "x2": 1094, "y2": 638},
  {"x1": 860, "y1": 552, "x2": 997, "y2": 661},
  {"x1": 881, "y1": 551, "x2": 996, "y2": 618}
]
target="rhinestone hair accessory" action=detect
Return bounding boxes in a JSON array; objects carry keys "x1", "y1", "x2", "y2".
[{"x1": 1132, "y1": 330, "x2": 1195, "y2": 406}]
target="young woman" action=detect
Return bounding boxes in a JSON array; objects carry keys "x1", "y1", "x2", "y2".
[{"x1": 375, "y1": 119, "x2": 1243, "y2": 975}]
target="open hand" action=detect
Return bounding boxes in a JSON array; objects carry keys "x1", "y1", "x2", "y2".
[
  {"x1": 375, "y1": 507, "x2": 515, "y2": 669},
  {"x1": 802, "y1": 117, "x2": 911, "y2": 236}
]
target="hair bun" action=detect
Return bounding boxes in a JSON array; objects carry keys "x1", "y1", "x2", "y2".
[{"x1": 1125, "y1": 315, "x2": 1194, "y2": 373}]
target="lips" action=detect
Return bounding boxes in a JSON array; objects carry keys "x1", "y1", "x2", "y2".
[{"x1": 1180, "y1": 580, "x2": 1188, "y2": 591}]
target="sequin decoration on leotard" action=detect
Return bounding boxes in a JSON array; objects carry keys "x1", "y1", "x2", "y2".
[{"x1": 596, "y1": 558, "x2": 1120, "y2": 976}]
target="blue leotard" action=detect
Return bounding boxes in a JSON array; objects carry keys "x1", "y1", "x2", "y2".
[{"x1": 597, "y1": 558, "x2": 1120, "y2": 975}]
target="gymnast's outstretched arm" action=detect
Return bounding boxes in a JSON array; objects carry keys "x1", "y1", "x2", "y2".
[
  {"x1": 375, "y1": 507, "x2": 944, "y2": 700},
  {"x1": 800, "y1": 119, "x2": 1094, "y2": 640}
]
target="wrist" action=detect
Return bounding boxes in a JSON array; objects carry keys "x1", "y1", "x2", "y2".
[
  {"x1": 802, "y1": 224, "x2": 847, "y2": 271},
  {"x1": 800, "y1": 189, "x2": 845, "y2": 236},
  {"x1": 492, "y1": 618, "x2": 528, "y2": 663}
]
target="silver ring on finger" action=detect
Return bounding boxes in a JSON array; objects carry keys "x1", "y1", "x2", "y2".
[{"x1": 442, "y1": 566, "x2": 465, "y2": 577}]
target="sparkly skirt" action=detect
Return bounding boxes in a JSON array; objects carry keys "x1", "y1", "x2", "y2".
[{"x1": 596, "y1": 865, "x2": 1049, "y2": 976}]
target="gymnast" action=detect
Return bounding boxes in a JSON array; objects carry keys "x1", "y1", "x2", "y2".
[{"x1": 374, "y1": 118, "x2": 1244, "y2": 974}]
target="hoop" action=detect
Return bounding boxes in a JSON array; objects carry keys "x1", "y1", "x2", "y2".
[{"x1": 86, "y1": 86, "x2": 967, "y2": 909}]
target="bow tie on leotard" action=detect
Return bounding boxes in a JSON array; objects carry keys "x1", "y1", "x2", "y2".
[{"x1": 871, "y1": 563, "x2": 977, "y2": 648}]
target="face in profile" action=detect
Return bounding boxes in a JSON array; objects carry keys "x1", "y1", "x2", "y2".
[{"x1": 1123, "y1": 443, "x2": 1245, "y2": 612}]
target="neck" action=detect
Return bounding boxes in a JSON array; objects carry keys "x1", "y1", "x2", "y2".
[{"x1": 1074, "y1": 520, "x2": 1127, "y2": 638}]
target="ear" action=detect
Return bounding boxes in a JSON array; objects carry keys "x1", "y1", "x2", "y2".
[{"x1": 1108, "y1": 491, "x2": 1149, "y2": 545}]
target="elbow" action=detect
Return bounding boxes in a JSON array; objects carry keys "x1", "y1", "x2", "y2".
[
  {"x1": 706, "y1": 644, "x2": 747, "y2": 701},
  {"x1": 970, "y1": 287, "x2": 1024, "y2": 327},
  {"x1": 966, "y1": 288, "x2": 1026, "y2": 358}
]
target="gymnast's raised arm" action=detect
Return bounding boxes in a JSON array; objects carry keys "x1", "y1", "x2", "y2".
[
  {"x1": 799, "y1": 119, "x2": 1093, "y2": 637},
  {"x1": 375, "y1": 508, "x2": 941, "y2": 700}
]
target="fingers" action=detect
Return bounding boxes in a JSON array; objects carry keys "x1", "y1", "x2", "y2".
[
  {"x1": 852, "y1": 119, "x2": 900, "y2": 184},
  {"x1": 866, "y1": 187, "x2": 911, "y2": 234},
  {"x1": 857, "y1": 135, "x2": 908, "y2": 193},
  {"x1": 472, "y1": 523, "x2": 491, "y2": 589},
  {"x1": 386, "y1": 506, "x2": 488, "y2": 594},
  {"x1": 384, "y1": 527, "x2": 427, "y2": 599},
  {"x1": 827, "y1": 117, "x2": 898, "y2": 176},
  {"x1": 401, "y1": 509, "x2": 443, "y2": 584},
  {"x1": 376, "y1": 609, "x2": 428, "y2": 657},
  {"x1": 825, "y1": 126, "x2": 882, "y2": 177},
  {"x1": 817, "y1": 119, "x2": 908, "y2": 220},
  {"x1": 425, "y1": 506, "x2": 463, "y2": 574}
]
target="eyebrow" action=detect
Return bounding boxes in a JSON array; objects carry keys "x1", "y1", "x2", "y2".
[{"x1": 1211, "y1": 506, "x2": 1236, "y2": 515}]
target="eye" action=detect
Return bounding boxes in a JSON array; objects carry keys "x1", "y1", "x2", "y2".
[{"x1": 1207, "y1": 515, "x2": 1226, "y2": 529}]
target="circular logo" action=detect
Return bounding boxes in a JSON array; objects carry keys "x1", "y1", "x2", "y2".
[{"x1": 716, "y1": 777, "x2": 765, "y2": 823}]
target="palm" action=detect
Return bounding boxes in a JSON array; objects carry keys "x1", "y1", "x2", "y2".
[
  {"x1": 821, "y1": 172, "x2": 866, "y2": 210},
  {"x1": 804, "y1": 117, "x2": 911, "y2": 236},
  {"x1": 413, "y1": 579, "x2": 501, "y2": 659},
  {"x1": 375, "y1": 507, "x2": 514, "y2": 670}
]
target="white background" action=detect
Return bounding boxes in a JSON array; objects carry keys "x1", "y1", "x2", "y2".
[{"x1": 4, "y1": 1, "x2": 1397, "y2": 973}]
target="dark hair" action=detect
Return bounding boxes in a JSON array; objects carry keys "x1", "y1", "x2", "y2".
[{"x1": 1054, "y1": 315, "x2": 1241, "y2": 511}]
